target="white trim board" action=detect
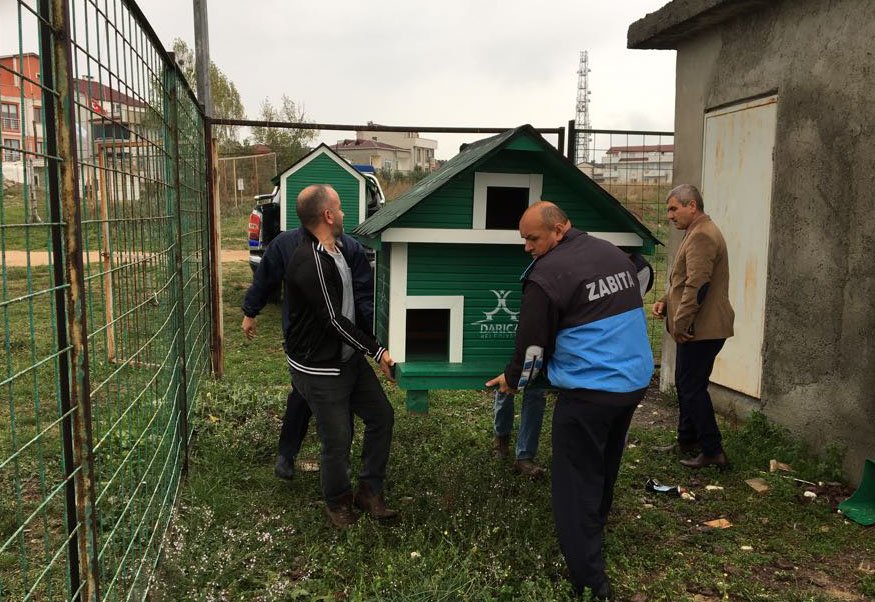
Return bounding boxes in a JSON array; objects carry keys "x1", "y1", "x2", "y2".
[
  {"x1": 387, "y1": 243, "x2": 408, "y2": 362},
  {"x1": 472, "y1": 172, "x2": 543, "y2": 229},
  {"x1": 386, "y1": 242, "x2": 465, "y2": 363},
  {"x1": 405, "y1": 296, "x2": 464, "y2": 363},
  {"x1": 381, "y1": 228, "x2": 643, "y2": 247}
]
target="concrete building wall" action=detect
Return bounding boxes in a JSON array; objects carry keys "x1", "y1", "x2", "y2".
[{"x1": 661, "y1": 0, "x2": 875, "y2": 481}]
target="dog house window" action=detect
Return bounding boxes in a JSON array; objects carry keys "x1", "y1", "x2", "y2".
[
  {"x1": 405, "y1": 308, "x2": 449, "y2": 361},
  {"x1": 485, "y1": 186, "x2": 529, "y2": 229},
  {"x1": 473, "y1": 172, "x2": 543, "y2": 230}
]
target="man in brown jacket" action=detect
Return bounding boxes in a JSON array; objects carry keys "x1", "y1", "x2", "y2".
[{"x1": 653, "y1": 184, "x2": 734, "y2": 469}]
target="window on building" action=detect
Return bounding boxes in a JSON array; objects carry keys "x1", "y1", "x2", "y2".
[
  {"x1": 382, "y1": 160, "x2": 392, "y2": 170},
  {"x1": 92, "y1": 122, "x2": 131, "y2": 140},
  {"x1": 3, "y1": 138, "x2": 22, "y2": 161},
  {"x1": 405, "y1": 308, "x2": 449, "y2": 362},
  {"x1": 1, "y1": 104, "x2": 20, "y2": 131},
  {"x1": 35, "y1": 140, "x2": 44, "y2": 155},
  {"x1": 485, "y1": 186, "x2": 529, "y2": 229},
  {"x1": 33, "y1": 106, "x2": 42, "y2": 125}
]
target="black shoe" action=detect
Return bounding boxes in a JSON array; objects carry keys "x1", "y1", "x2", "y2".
[
  {"x1": 274, "y1": 455, "x2": 295, "y2": 481},
  {"x1": 592, "y1": 581, "x2": 612, "y2": 601},
  {"x1": 576, "y1": 581, "x2": 612, "y2": 601}
]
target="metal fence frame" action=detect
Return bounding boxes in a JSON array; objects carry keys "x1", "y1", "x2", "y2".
[
  {"x1": 1, "y1": 0, "x2": 215, "y2": 600},
  {"x1": 568, "y1": 122, "x2": 675, "y2": 360}
]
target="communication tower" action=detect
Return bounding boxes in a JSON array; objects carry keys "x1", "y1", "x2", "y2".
[{"x1": 575, "y1": 51, "x2": 592, "y2": 164}]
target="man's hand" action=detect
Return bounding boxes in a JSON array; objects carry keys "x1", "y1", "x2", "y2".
[
  {"x1": 652, "y1": 301, "x2": 666, "y2": 318},
  {"x1": 486, "y1": 373, "x2": 515, "y2": 395},
  {"x1": 242, "y1": 316, "x2": 257, "y2": 340},
  {"x1": 674, "y1": 332, "x2": 694, "y2": 343},
  {"x1": 379, "y1": 350, "x2": 396, "y2": 383}
]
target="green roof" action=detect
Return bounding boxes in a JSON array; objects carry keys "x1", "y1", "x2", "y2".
[
  {"x1": 353, "y1": 124, "x2": 660, "y2": 247},
  {"x1": 353, "y1": 128, "x2": 518, "y2": 237}
]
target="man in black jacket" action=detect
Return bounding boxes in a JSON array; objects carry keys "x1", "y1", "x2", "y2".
[
  {"x1": 284, "y1": 184, "x2": 396, "y2": 528},
  {"x1": 241, "y1": 216, "x2": 374, "y2": 483}
]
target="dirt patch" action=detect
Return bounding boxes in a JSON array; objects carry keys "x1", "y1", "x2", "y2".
[
  {"x1": 631, "y1": 376, "x2": 679, "y2": 432},
  {"x1": 4, "y1": 248, "x2": 250, "y2": 268}
]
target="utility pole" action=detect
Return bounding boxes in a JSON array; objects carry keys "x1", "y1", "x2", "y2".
[
  {"x1": 575, "y1": 51, "x2": 592, "y2": 164},
  {"x1": 193, "y1": 0, "x2": 213, "y2": 115}
]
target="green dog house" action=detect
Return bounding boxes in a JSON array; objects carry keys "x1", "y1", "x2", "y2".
[
  {"x1": 353, "y1": 125, "x2": 659, "y2": 411},
  {"x1": 272, "y1": 143, "x2": 370, "y2": 232}
]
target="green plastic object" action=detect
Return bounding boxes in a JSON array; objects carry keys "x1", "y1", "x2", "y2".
[{"x1": 838, "y1": 458, "x2": 875, "y2": 526}]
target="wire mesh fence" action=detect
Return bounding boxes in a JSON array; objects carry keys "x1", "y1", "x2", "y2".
[
  {"x1": 571, "y1": 128, "x2": 675, "y2": 361},
  {"x1": 1, "y1": 0, "x2": 212, "y2": 600},
  {"x1": 215, "y1": 152, "x2": 277, "y2": 211}
]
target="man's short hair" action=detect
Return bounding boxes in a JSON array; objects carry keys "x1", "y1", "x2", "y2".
[
  {"x1": 296, "y1": 185, "x2": 336, "y2": 229},
  {"x1": 667, "y1": 184, "x2": 704, "y2": 212}
]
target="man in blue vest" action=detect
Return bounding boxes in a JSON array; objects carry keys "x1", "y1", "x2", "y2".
[{"x1": 488, "y1": 201, "x2": 653, "y2": 600}]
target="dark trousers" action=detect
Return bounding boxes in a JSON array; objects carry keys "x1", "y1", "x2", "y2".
[
  {"x1": 277, "y1": 388, "x2": 355, "y2": 461},
  {"x1": 290, "y1": 354, "x2": 394, "y2": 506},
  {"x1": 551, "y1": 393, "x2": 640, "y2": 595},
  {"x1": 675, "y1": 338, "x2": 725, "y2": 457},
  {"x1": 277, "y1": 388, "x2": 311, "y2": 461}
]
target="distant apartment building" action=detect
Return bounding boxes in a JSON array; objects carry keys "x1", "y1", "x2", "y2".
[
  {"x1": 333, "y1": 122, "x2": 438, "y2": 173},
  {"x1": 1, "y1": 53, "x2": 43, "y2": 173},
  {"x1": 600, "y1": 144, "x2": 674, "y2": 184},
  {"x1": 2, "y1": 52, "x2": 148, "y2": 193},
  {"x1": 331, "y1": 138, "x2": 412, "y2": 173},
  {"x1": 576, "y1": 160, "x2": 606, "y2": 182}
]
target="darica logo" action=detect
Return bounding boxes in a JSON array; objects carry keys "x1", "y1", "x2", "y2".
[{"x1": 473, "y1": 290, "x2": 518, "y2": 339}]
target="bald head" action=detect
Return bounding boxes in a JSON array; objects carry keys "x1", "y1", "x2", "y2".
[
  {"x1": 296, "y1": 184, "x2": 339, "y2": 230},
  {"x1": 519, "y1": 201, "x2": 571, "y2": 258},
  {"x1": 523, "y1": 201, "x2": 569, "y2": 229}
]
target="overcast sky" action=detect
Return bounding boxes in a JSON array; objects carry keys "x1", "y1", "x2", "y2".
[{"x1": 2, "y1": 0, "x2": 677, "y2": 159}]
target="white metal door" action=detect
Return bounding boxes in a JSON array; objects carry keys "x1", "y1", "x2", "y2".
[{"x1": 701, "y1": 96, "x2": 777, "y2": 398}]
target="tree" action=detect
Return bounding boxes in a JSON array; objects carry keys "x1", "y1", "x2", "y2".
[
  {"x1": 172, "y1": 39, "x2": 244, "y2": 153},
  {"x1": 251, "y1": 95, "x2": 318, "y2": 168}
]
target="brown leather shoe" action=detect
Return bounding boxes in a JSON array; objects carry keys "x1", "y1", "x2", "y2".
[
  {"x1": 493, "y1": 435, "x2": 510, "y2": 459},
  {"x1": 652, "y1": 440, "x2": 700, "y2": 455},
  {"x1": 325, "y1": 494, "x2": 359, "y2": 528},
  {"x1": 354, "y1": 482, "x2": 398, "y2": 520},
  {"x1": 680, "y1": 451, "x2": 730, "y2": 470},
  {"x1": 513, "y1": 459, "x2": 546, "y2": 479}
]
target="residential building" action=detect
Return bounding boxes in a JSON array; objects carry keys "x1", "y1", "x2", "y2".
[
  {"x1": 2, "y1": 52, "x2": 149, "y2": 197},
  {"x1": 331, "y1": 138, "x2": 412, "y2": 173},
  {"x1": 0, "y1": 53, "x2": 43, "y2": 176},
  {"x1": 600, "y1": 144, "x2": 673, "y2": 184},
  {"x1": 334, "y1": 121, "x2": 437, "y2": 173}
]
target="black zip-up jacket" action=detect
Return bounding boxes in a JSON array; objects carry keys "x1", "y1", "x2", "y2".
[
  {"x1": 284, "y1": 231, "x2": 386, "y2": 376},
  {"x1": 241, "y1": 227, "x2": 374, "y2": 338}
]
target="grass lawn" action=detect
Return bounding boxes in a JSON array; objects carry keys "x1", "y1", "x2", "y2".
[{"x1": 149, "y1": 261, "x2": 874, "y2": 602}]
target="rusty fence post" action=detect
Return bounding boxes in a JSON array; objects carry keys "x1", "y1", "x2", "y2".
[
  {"x1": 165, "y1": 62, "x2": 190, "y2": 472},
  {"x1": 38, "y1": 0, "x2": 82, "y2": 598},
  {"x1": 50, "y1": 0, "x2": 101, "y2": 598},
  {"x1": 204, "y1": 117, "x2": 224, "y2": 378}
]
